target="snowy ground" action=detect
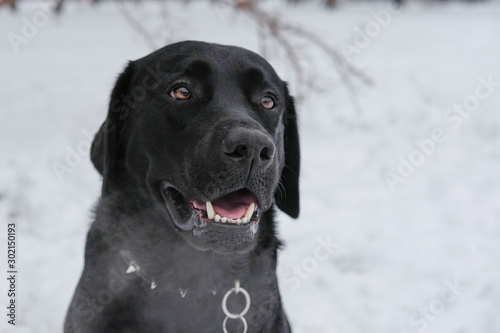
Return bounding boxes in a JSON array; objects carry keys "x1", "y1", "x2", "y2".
[{"x1": 1, "y1": 1, "x2": 499, "y2": 332}]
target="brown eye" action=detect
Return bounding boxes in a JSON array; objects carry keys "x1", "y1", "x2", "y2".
[
  {"x1": 170, "y1": 86, "x2": 191, "y2": 100},
  {"x1": 261, "y1": 96, "x2": 275, "y2": 109}
]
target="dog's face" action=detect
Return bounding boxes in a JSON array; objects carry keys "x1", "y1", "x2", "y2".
[{"x1": 91, "y1": 41, "x2": 299, "y2": 254}]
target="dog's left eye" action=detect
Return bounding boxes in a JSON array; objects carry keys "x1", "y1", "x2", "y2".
[
  {"x1": 261, "y1": 96, "x2": 275, "y2": 109},
  {"x1": 170, "y1": 87, "x2": 191, "y2": 100}
]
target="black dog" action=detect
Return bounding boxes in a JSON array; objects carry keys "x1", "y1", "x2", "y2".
[{"x1": 64, "y1": 41, "x2": 300, "y2": 333}]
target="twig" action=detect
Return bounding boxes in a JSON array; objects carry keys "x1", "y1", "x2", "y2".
[
  {"x1": 115, "y1": 0, "x2": 158, "y2": 51},
  {"x1": 215, "y1": 0, "x2": 372, "y2": 115},
  {"x1": 280, "y1": 21, "x2": 373, "y2": 86},
  {"x1": 268, "y1": 27, "x2": 307, "y2": 100},
  {"x1": 158, "y1": 0, "x2": 176, "y2": 45}
]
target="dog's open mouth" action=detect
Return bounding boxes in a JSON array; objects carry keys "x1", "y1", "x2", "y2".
[
  {"x1": 161, "y1": 184, "x2": 260, "y2": 231},
  {"x1": 191, "y1": 190, "x2": 259, "y2": 225}
]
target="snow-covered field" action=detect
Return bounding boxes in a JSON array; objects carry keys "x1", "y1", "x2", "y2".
[{"x1": 1, "y1": 1, "x2": 499, "y2": 332}]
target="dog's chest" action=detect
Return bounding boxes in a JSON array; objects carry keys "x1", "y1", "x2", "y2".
[{"x1": 133, "y1": 282, "x2": 279, "y2": 332}]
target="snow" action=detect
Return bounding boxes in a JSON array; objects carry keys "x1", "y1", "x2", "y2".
[{"x1": 1, "y1": 1, "x2": 499, "y2": 332}]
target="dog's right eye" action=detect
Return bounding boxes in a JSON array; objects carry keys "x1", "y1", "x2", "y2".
[{"x1": 170, "y1": 87, "x2": 191, "y2": 100}]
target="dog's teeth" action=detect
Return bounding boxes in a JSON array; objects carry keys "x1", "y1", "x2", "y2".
[
  {"x1": 244, "y1": 203, "x2": 255, "y2": 221},
  {"x1": 242, "y1": 217, "x2": 248, "y2": 223},
  {"x1": 215, "y1": 214, "x2": 221, "y2": 222},
  {"x1": 206, "y1": 201, "x2": 215, "y2": 219},
  {"x1": 228, "y1": 218, "x2": 234, "y2": 223},
  {"x1": 236, "y1": 219, "x2": 242, "y2": 225},
  {"x1": 221, "y1": 217, "x2": 227, "y2": 223}
]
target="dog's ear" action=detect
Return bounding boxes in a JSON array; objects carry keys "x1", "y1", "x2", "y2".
[
  {"x1": 275, "y1": 84, "x2": 300, "y2": 218},
  {"x1": 91, "y1": 61, "x2": 135, "y2": 194}
]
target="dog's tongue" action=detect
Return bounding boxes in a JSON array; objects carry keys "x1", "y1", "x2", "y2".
[
  {"x1": 193, "y1": 191, "x2": 257, "y2": 219},
  {"x1": 212, "y1": 203, "x2": 247, "y2": 219}
]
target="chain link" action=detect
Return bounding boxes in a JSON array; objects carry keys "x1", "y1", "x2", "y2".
[{"x1": 222, "y1": 280, "x2": 251, "y2": 333}]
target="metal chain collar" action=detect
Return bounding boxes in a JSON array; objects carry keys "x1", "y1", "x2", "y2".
[{"x1": 222, "y1": 280, "x2": 251, "y2": 333}]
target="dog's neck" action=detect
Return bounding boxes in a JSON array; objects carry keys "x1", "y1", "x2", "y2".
[
  {"x1": 118, "y1": 249, "x2": 250, "y2": 296},
  {"x1": 98, "y1": 193, "x2": 279, "y2": 296}
]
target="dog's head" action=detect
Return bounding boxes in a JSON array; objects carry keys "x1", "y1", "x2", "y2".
[{"x1": 91, "y1": 41, "x2": 299, "y2": 253}]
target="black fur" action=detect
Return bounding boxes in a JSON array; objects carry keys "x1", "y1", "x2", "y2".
[{"x1": 65, "y1": 41, "x2": 300, "y2": 333}]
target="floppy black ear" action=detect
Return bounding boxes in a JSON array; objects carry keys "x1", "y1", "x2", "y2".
[
  {"x1": 275, "y1": 84, "x2": 300, "y2": 218},
  {"x1": 91, "y1": 61, "x2": 135, "y2": 194}
]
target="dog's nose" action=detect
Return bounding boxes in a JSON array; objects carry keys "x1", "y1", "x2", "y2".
[{"x1": 222, "y1": 128, "x2": 275, "y2": 171}]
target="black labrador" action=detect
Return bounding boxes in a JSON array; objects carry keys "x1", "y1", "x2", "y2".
[{"x1": 65, "y1": 41, "x2": 300, "y2": 333}]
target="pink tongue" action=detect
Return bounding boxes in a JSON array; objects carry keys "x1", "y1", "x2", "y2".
[
  {"x1": 212, "y1": 202, "x2": 248, "y2": 219},
  {"x1": 192, "y1": 192, "x2": 257, "y2": 219}
]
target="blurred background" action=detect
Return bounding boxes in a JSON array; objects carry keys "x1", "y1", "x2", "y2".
[{"x1": 1, "y1": 0, "x2": 499, "y2": 332}]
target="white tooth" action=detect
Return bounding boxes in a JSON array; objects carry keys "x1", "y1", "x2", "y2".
[
  {"x1": 242, "y1": 217, "x2": 248, "y2": 223},
  {"x1": 221, "y1": 217, "x2": 227, "y2": 223},
  {"x1": 215, "y1": 214, "x2": 221, "y2": 222},
  {"x1": 206, "y1": 201, "x2": 215, "y2": 219},
  {"x1": 244, "y1": 203, "x2": 255, "y2": 221},
  {"x1": 228, "y1": 219, "x2": 234, "y2": 223},
  {"x1": 126, "y1": 261, "x2": 139, "y2": 274},
  {"x1": 236, "y1": 219, "x2": 242, "y2": 225}
]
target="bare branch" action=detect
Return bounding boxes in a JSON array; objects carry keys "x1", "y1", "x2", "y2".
[
  {"x1": 215, "y1": 0, "x2": 372, "y2": 115},
  {"x1": 47, "y1": 0, "x2": 373, "y2": 116},
  {"x1": 115, "y1": 0, "x2": 159, "y2": 51},
  {"x1": 279, "y1": 21, "x2": 373, "y2": 86}
]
